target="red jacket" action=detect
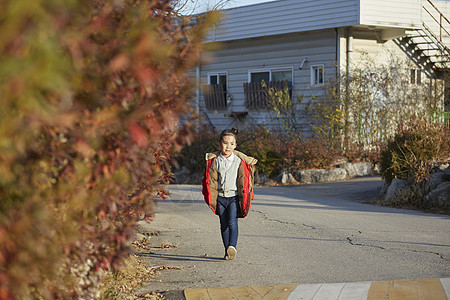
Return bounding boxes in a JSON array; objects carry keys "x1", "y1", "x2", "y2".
[{"x1": 202, "y1": 151, "x2": 257, "y2": 218}]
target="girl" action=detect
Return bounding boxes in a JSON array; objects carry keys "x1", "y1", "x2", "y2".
[{"x1": 202, "y1": 128, "x2": 257, "y2": 260}]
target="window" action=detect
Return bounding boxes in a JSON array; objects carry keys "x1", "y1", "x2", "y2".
[
  {"x1": 251, "y1": 71, "x2": 270, "y2": 84},
  {"x1": 209, "y1": 73, "x2": 227, "y2": 87},
  {"x1": 204, "y1": 72, "x2": 228, "y2": 109},
  {"x1": 410, "y1": 69, "x2": 421, "y2": 85},
  {"x1": 245, "y1": 68, "x2": 293, "y2": 109},
  {"x1": 311, "y1": 65, "x2": 324, "y2": 86}
]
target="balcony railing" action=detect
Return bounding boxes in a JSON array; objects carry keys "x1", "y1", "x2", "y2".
[
  {"x1": 203, "y1": 84, "x2": 227, "y2": 109},
  {"x1": 243, "y1": 80, "x2": 289, "y2": 109}
]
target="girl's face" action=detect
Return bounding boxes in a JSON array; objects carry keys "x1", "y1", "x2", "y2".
[{"x1": 220, "y1": 135, "x2": 236, "y2": 158}]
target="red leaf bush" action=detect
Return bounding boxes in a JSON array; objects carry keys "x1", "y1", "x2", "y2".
[{"x1": 0, "y1": 0, "x2": 214, "y2": 298}]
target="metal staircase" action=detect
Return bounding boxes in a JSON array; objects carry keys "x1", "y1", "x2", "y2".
[{"x1": 401, "y1": 0, "x2": 450, "y2": 77}]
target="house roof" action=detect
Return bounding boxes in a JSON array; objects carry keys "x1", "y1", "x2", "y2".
[{"x1": 205, "y1": 0, "x2": 426, "y2": 43}]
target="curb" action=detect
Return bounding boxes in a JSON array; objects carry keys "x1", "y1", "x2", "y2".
[{"x1": 184, "y1": 277, "x2": 450, "y2": 299}]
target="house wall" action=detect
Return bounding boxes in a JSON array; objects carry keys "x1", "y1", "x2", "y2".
[
  {"x1": 196, "y1": 0, "x2": 449, "y2": 132},
  {"x1": 342, "y1": 37, "x2": 424, "y2": 67},
  {"x1": 199, "y1": 30, "x2": 338, "y2": 131},
  {"x1": 205, "y1": 0, "x2": 429, "y2": 44},
  {"x1": 359, "y1": 0, "x2": 420, "y2": 28},
  {"x1": 339, "y1": 34, "x2": 440, "y2": 82},
  {"x1": 338, "y1": 34, "x2": 444, "y2": 144},
  {"x1": 206, "y1": 0, "x2": 359, "y2": 43}
]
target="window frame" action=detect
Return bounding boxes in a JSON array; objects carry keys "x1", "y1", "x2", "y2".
[
  {"x1": 204, "y1": 71, "x2": 229, "y2": 110},
  {"x1": 310, "y1": 64, "x2": 325, "y2": 86},
  {"x1": 248, "y1": 67, "x2": 294, "y2": 87},
  {"x1": 207, "y1": 71, "x2": 228, "y2": 89}
]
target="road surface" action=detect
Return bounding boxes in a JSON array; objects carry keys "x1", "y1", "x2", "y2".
[{"x1": 137, "y1": 177, "x2": 450, "y2": 294}]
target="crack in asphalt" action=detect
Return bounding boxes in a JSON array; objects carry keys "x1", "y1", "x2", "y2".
[
  {"x1": 252, "y1": 209, "x2": 448, "y2": 262},
  {"x1": 346, "y1": 236, "x2": 448, "y2": 261},
  {"x1": 252, "y1": 209, "x2": 316, "y2": 229},
  {"x1": 346, "y1": 237, "x2": 386, "y2": 250}
]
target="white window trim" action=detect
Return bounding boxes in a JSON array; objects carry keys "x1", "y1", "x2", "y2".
[
  {"x1": 310, "y1": 64, "x2": 325, "y2": 86},
  {"x1": 248, "y1": 67, "x2": 294, "y2": 86},
  {"x1": 410, "y1": 68, "x2": 422, "y2": 85},
  {"x1": 207, "y1": 71, "x2": 228, "y2": 87}
]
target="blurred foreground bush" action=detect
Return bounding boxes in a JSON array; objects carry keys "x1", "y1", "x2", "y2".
[{"x1": 0, "y1": 0, "x2": 214, "y2": 298}]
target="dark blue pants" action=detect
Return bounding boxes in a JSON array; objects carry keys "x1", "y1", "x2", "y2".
[{"x1": 217, "y1": 196, "x2": 239, "y2": 253}]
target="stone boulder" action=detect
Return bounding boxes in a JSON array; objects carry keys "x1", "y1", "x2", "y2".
[
  {"x1": 342, "y1": 162, "x2": 372, "y2": 178},
  {"x1": 425, "y1": 181, "x2": 450, "y2": 208},
  {"x1": 257, "y1": 173, "x2": 277, "y2": 186},
  {"x1": 384, "y1": 178, "x2": 409, "y2": 203},
  {"x1": 294, "y1": 168, "x2": 347, "y2": 184},
  {"x1": 274, "y1": 170, "x2": 298, "y2": 184},
  {"x1": 425, "y1": 170, "x2": 447, "y2": 192},
  {"x1": 443, "y1": 165, "x2": 450, "y2": 181}
]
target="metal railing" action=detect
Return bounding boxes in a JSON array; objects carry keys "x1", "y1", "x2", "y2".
[
  {"x1": 424, "y1": 0, "x2": 450, "y2": 43},
  {"x1": 421, "y1": 0, "x2": 450, "y2": 67}
]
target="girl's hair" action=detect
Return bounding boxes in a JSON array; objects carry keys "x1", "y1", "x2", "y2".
[{"x1": 220, "y1": 128, "x2": 239, "y2": 142}]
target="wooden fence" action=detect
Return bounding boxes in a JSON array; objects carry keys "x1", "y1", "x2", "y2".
[
  {"x1": 243, "y1": 80, "x2": 289, "y2": 109},
  {"x1": 203, "y1": 84, "x2": 227, "y2": 109}
]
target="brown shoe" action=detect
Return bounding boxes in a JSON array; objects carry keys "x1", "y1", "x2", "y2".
[{"x1": 226, "y1": 246, "x2": 236, "y2": 260}]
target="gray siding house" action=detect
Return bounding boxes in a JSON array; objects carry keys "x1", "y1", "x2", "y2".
[{"x1": 193, "y1": 0, "x2": 450, "y2": 132}]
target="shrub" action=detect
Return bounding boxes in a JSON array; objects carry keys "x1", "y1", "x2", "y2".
[
  {"x1": 176, "y1": 125, "x2": 218, "y2": 175},
  {"x1": 239, "y1": 126, "x2": 283, "y2": 178},
  {"x1": 283, "y1": 137, "x2": 340, "y2": 171},
  {"x1": 0, "y1": 0, "x2": 214, "y2": 298},
  {"x1": 99, "y1": 254, "x2": 158, "y2": 299},
  {"x1": 380, "y1": 118, "x2": 450, "y2": 184},
  {"x1": 178, "y1": 124, "x2": 380, "y2": 182}
]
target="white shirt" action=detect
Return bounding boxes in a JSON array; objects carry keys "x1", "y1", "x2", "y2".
[{"x1": 217, "y1": 152, "x2": 236, "y2": 172}]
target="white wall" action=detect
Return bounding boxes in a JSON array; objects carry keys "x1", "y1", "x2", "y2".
[{"x1": 359, "y1": 0, "x2": 420, "y2": 29}]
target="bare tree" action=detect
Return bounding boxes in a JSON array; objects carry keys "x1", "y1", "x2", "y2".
[{"x1": 174, "y1": 0, "x2": 236, "y2": 15}]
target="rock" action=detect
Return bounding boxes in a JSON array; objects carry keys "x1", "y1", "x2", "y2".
[
  {"x1": 425, "y1": 171, "x2": 447, "y2": 192},
  {"x1": 257, "y1": 173, "x2": 277, "y2": 186},
  {"x1": 295, "y1": 168, "x2": 347, "y2": 184},
  {"x1": 373, "y1": 163, "x2": 381, "y2": 175},
  {"x1": 343, "y1": 162, "x2": 372, "y2": 177},
  {"x1": 275, "y1": 170, "x2": 297, "y2": 184},
  {"x1": 425, "y1": 181, "x2": 450, "y2": 208},
  {"x1": 380, "y1": 181, "x2": 390, "y2": 195},
  {"x1": 384, "y1": 178, "x2": 409, "y2": 203},
  {"x1": 443, "y1": 166, "x2": 450, "y2": 181}
]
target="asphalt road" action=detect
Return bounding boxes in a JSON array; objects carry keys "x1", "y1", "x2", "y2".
[{"x1": 137, "y1": 177, "x2": 450, "y2": 294}]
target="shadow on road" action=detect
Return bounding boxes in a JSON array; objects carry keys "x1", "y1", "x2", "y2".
[{"x1": 136, "y1": 252, "x2": 224, "y2": 262}]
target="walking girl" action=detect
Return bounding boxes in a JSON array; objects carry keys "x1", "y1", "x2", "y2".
[{"x1": 202, "y1": 128, "x2": 257, "y2": 260}]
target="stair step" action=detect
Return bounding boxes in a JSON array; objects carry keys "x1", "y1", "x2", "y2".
[
  {"x1": 407, "y1": 35, "x2": 427, "y2": 38},
  {"x1": 414, "y1": 41, "x2": 438, "y2": 45}
]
